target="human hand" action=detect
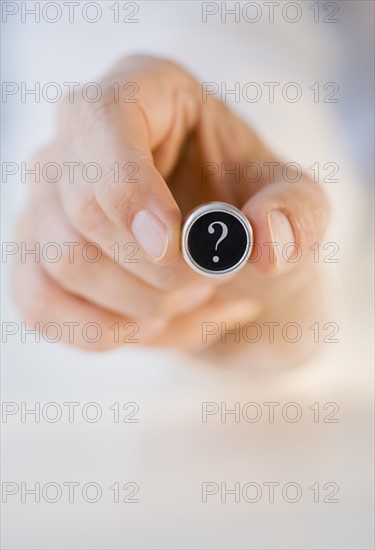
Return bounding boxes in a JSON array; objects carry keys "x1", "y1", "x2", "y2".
[{"x1": 13, "y1": 55, "x2": 329, "y2": 354}]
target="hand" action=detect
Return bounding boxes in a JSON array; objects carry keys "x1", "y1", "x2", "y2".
[{"x1": 13, "y1": 55, "x2": 329, "y2": 357}]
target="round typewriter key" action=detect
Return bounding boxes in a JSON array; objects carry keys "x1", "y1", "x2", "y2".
[{"x1": 182, "y1": 202, "x2": 253, "y2": 277}]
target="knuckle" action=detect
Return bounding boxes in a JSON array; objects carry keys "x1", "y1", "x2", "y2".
[
  {"x1": 70, "y1": 90, "x2": 119, "y2": 140},
  {"x1": 42, "y1": 249, "x2": 83, "y2": 289},
  {"x1": 68, "y1": 189, "x2": 103, "y2": 235}
]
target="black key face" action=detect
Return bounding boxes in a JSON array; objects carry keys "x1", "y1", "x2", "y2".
[{"x1": 182, "y1": 204, "x2": 252, "y2": 276}]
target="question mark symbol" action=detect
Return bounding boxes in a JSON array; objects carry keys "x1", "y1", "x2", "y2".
[{"x1": 208, "y1": 221, "x2": 228, "y2": 263}]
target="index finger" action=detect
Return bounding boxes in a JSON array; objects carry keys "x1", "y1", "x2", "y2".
[{"x1": 60, "y1": 56, "x2": 202, "y2": 264}]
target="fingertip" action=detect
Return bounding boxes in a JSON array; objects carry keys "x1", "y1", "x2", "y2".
[
  {"x1": 243, "y1": 201, "x2": 298, "y2": 277},
  {"x1": 131, "y1": 207, "x2": 182, "y2": 265},
  {"x1": 243, "y1": 179, "x2": 329, "y2": 276}
]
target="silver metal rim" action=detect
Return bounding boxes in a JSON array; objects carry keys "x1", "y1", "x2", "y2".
[{"x1": 181, "y1": 202, "x2": 253, "y2": 277}]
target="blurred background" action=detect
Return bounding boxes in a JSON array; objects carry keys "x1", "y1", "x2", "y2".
[{"x1": 1, "y1": 1, "x2": 374, "y2": 548}]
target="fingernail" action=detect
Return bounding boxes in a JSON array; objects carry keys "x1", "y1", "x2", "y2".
[
  {"x1": 131, "y1": 210, "x2": 169, "y2": 262},
  {"x1": 267, "y1": 210, "x2": 295, "y2": 269}
]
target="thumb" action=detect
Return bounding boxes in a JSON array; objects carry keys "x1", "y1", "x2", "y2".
[{"x1": 242, "y1": 178, "x2": 329, "y2": 276}]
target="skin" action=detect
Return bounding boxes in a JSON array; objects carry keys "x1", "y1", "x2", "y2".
[{"x1": 12, "y1": 56, "x2": 329, "y2": 359}]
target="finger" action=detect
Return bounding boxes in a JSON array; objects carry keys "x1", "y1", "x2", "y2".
[
  {"x1": 242, "y1": 178, "x2": 329, "y2": 275},
  {"x1": 60, "y1": 57, "x2": 205, "y2": 265},
  {"x1": 148, "y1": 297, "x2": 263, "y2": 352},
  {"x1": 188, "y1": 96, "x2": 279, "y2": 209},
  {"x1": 33, "y1": 183, "x2": 216, "y2": 320},
  {"x1": 56, "y1": 159, "x2": 215, "y2": 292},
  {"x1": 12, "y1": 216, "x2": 166, "y2": 351}
]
